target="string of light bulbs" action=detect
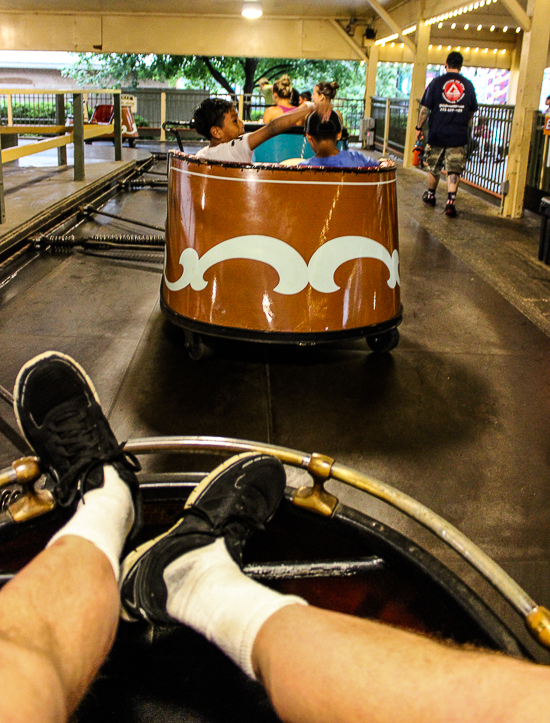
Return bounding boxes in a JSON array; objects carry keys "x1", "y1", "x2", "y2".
[{"x1": 375, "y1": 0, "x2": 521, "y2": 46}]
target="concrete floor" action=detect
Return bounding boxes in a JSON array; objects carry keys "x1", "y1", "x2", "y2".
[{"x1": 1, "y1": 140, "x2": 550, "y2": 671}]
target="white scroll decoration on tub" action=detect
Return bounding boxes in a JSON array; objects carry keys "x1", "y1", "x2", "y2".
[{"x1": 164, "y1": 234, "x2": 400, "y2": 295}]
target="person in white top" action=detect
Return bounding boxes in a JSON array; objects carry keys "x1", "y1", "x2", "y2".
[{"x1": 192, "y1": 96, "x2": 330, "y2": 163}]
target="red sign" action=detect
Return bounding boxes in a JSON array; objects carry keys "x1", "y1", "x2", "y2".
[
  {"x1": 443, "y1": 80, "x2": 465, "y2": 103},
  {"x1": 544, "y1": 114, "x2": 550, "y2": 136}
]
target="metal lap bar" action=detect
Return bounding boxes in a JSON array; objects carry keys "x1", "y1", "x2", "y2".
[
  {"x1": 123, "y1": 436, "x2": 550, "y2": 649},
  {"x1": 244, "y1": 557, "x2": 384, "y2": 580},
  {"x1": 0, "y1": 558, "x2": 384, "y2": 590}
]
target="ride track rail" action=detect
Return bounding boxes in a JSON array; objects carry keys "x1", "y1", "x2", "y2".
[{"x1": 0, "y1": 155, "x2": 163, "y2": 265}]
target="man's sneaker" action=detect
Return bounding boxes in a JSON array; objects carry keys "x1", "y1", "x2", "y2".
[
  {"x1": 13, "y1": 351, "x2": 141, "y2": 531},
  {"x1": 422, "y1": 191, "x2": 436, "y2": 207},
  {"x1": 445, "y1": 202, "x2": 458, "y2": 217},
  {"x1": 119, "y1": 452, "x2": 286, "y2": 624}
]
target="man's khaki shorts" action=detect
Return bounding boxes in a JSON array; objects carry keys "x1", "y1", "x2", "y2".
[{"x1": 424, "y1": 145, "x2": 467, "y2": 176}]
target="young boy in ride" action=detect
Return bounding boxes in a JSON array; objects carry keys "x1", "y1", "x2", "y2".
[
  {"x1": 191, "y1": 96, "x2": 330, "y2": 163},
  {"x1": 299, "y1": 111, "x2": 390, "y2": 168}
]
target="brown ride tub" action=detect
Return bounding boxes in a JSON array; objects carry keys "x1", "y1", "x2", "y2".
[{"x1": 162, "y1": 152, "x2": 402, "y2": 358}]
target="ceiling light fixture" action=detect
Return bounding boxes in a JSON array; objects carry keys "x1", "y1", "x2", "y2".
[{"x1": 242, "y1": 2, "x2": 263, "y2": 19}]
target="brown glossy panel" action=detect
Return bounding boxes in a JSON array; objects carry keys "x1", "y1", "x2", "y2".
[{"x1": 163, "y1": 153, "x2": 400, "y2": 334}]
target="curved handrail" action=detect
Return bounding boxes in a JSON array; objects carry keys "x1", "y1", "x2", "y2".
[{"x1": 123, "y1": 435, "x2": 550, "y2": 649}]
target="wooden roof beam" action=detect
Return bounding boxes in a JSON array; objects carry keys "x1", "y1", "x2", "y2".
[
  {"x1": 494, "y1": 0, "x2": 531, "y2": 31},
  {"x1": 364, "y1": 0, "x2": 417, "y2": 54},
  {"x1": 328, "y1": 19, "x2": 370, "y2": 61}
]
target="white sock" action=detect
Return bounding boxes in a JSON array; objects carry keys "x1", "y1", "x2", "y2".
[
  {"x1": 48, "y1": 465, "x2": 134, "y2": 580},
  {"x1": 164, "y1": 537, "x2": 308, "y2": 679}
]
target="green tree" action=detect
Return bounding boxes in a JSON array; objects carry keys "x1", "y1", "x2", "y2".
[
  {"x1": 66, "y1": 54, "x2": 366, "y2": 98},
  {"x1": 375, "y1": 63, "x2": 412, "y2": 99}
]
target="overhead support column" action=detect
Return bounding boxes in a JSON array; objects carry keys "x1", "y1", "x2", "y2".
[
  {"x1": 403, "y1": 20, "x2": 430, "y2": 168},
  {"x1": 364, "y1": 46, "x2": 379, "y2": 119},
  {"x1": 502, "y1": 0, "x2": 550, "y2": 218},
  {"x1": 507, "y1": 46, "x2": 521, "y2": 104}
]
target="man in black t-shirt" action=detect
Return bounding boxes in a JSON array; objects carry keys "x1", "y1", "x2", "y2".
[{"x1": 415, "y1": 51, "x2": 478, "y2": 217}]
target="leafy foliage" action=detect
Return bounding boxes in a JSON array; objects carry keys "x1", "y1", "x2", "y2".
[
  {"x1": 375, "y1": 63, "x2": 412, "y2": 99},
  {"x1": 65, "y1": 54, "x2": 367, "y2": 98},
  {"x1": 0, "y1": 101, "x2": 57, "y2": 122}
]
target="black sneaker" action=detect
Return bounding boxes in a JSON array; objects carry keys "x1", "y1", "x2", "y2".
[
  {"x1": 120, "y1": 452, "x2": 286, "y2": 624},
  {"x1": 13, "y1": 351, "x2": 142, "y2": 532},
  {"x1": 422, "y1": 191, "x2": 436, "y2": 207},
  {"x1": 445, "y1": 202, "x2": 458, "y2": 217}
]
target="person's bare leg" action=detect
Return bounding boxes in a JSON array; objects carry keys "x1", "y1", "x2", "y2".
[
  {"x1": 253, "y1": 604, "x2": 550, "y2": 723},
  {"x1": 447, "y1": 172, "x2": 460, "y2": 195},
  {"x1": 445, "y1": 172, "x2": 460, "y2": 216},
  {"x1": 0, "y1": 536, "x2": 119, "y2": 723},
  {"x1": 3, "y1": 351, "x2": 142, "y2": 723},
  {"x1": 427, "y1": 171, "x2": 439, "y2": 192}
]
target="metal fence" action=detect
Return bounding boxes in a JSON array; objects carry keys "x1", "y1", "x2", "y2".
[
  {"x1": 0, "y1": 92, "x2": 65, "y2": 125},
  {"x1": 464, "y1": 103, "x2": 514, "y2": 195},
  {"x1": 126, "y1": 89, "x2": 210, "y2": 126},
  {"x1": 370, "y1": 97, "x2": 514, "y2": 197},
  {"x1": 123, "y1": 89, "x2": 366, "y2": 134},
  {"x1": 0, "y1": 91, "x2": 119, "y2": 126},
  {"x1": 526, "y1": 111, "x2": 550, "y2": 195},
  {"x1": 371, "y1": 97, "x2": 409, "y2": 153}
]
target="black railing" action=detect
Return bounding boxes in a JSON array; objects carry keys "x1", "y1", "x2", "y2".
[
  {"x1": 464, "y1": 103, "x2": 514, "y2": 195},
  {"x1": 371, "y1": 97, "x2": 409, "y2": 153},
  {"x1": 526, "y1": 110, "x2": 550, "y2": 194}
]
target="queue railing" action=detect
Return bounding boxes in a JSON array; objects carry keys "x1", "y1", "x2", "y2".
[{"x1": 0, "y1": 89, "x2": 123, "y2": 224}]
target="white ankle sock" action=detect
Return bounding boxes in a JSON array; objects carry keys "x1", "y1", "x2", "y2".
[
  {"x1": 48, "y1": 465, "x2": 134, "y2": 580},
  {"x1": 164, "y1": 537, "x2": 307, "y2": 679}
]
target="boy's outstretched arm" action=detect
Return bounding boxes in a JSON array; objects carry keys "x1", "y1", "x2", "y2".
[{"x1": 247, "y1": 96, "x2": 332, "y2": 151}]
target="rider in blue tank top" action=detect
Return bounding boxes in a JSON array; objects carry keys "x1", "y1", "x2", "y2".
[{"x1": 299, "y1": 111, "x2": 390, "y2": 168}]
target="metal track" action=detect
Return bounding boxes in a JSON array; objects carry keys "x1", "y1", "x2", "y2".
[{"x1": 0, "y1": 156, "x2": 157, "y2": 265}]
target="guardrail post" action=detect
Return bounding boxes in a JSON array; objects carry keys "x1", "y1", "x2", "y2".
[
  {"x1": 7, "y1": 93, "x2": 13, "y2": 127},
  {"x1": 73, "y1": 92, "x2": 85, "y2": 181},
  {"x1": 113, "y1": 92, "x2": 122, "y2": 161},
  {"x1": 383, "y1": 98, "x2": 391, "y2": 156},
  {"x1": 0, "y1": 158, "x2": 5, "y2": 224},
  {"x1": 160, "y1": 92, "x2": 166, "y2": 141},
  {"x1": 56, "y1": 93, "x2": 67, "y2": 167},
  {"x1": 238, "y1": 94, "x2": 244, "y2": 119}
]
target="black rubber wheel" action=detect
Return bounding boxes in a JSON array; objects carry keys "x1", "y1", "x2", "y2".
[
  {"x1": 184, "y1": 330, "x2": 214, "y2": 361},
  {"x1": 185, "y1": 333, "x2": 205, "y2": 360},
  {"x1": 366, "y1": 328, "x2": 400, "y2": 353}
]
